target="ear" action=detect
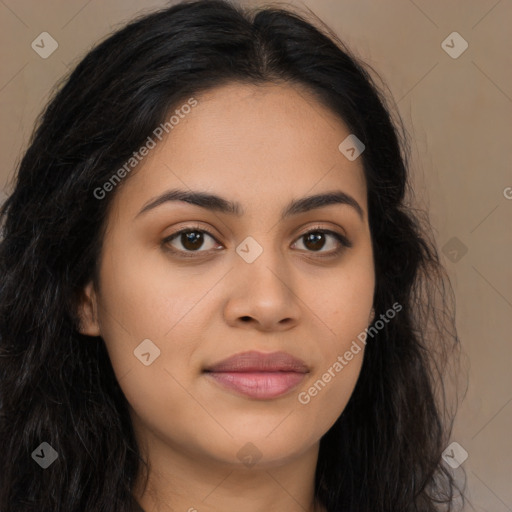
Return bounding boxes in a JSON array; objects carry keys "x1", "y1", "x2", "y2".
[
  {"x1": 77, "y1": 280, "x2": 101, "y2": 337},
  {"x1": 369, "y1": 307, "x2": 375, "y2": 325}
]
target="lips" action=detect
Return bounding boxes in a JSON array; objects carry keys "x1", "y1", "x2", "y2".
[
  {"x1": 203, "y1": 350, "x2": 309, "y2": 400},
  {"x1": 205, "y1": 350, "x2": 309, "y2": 373}
]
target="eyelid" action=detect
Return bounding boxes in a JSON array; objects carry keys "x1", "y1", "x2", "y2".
[{"x1": 296, "y1": 224, "x2": 352, "y2": 246}]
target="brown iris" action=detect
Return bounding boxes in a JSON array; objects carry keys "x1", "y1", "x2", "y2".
[
  {"x1": 180, "y1": 230, "x2": 205, "y2": 251},
  {"x1": 302, "y1": 232, "x2": 326, "y2": 251}
]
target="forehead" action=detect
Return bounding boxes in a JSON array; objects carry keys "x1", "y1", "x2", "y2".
[{"x1": 109, "y1": 81, "x2": 367, "y2": 221}]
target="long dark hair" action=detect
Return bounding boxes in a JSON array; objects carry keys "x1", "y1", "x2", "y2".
[{"x1": 0, "y1": 1, "x2": 464, "y2": 510}]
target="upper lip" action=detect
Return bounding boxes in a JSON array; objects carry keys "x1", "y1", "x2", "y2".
[{"x1": 204, "y1": 350, "x2": 309, "y2": 373}]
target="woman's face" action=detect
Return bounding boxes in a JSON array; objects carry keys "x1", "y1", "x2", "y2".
[{"x1": 80, "y1": 82, "x2": 375, "y2": 468}]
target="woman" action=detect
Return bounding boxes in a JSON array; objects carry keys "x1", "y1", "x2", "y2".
[{"x1": 0, "y1": 1, "x2": 463, "y2": 510}]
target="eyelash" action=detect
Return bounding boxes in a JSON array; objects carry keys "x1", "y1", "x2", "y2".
[{"x1": 162, "y1": 224, "x2": 352, "y2": 260}]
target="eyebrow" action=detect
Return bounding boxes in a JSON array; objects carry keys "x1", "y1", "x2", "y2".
[{"x1": 135, "y1": 188, "x2": 364, "y2": 221}]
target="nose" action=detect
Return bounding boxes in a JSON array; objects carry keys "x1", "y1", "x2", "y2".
[{"x1": 223, "y1": 246, "x2": 301, "y2": 332}]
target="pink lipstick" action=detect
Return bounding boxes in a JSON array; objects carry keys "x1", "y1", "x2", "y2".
[{"x1": 203, "y1": 350, "x2": 309, "y2": 400}]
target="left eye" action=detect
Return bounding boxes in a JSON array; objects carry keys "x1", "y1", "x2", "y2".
[
  {"x1": 291, "y1": 229, "x2": 351, "y2": 254},
  {"x1": 163, "y1": 227, "x2": 351, "y2": 258}
]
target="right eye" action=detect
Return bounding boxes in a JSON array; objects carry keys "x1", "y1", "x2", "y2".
[{"x1": 162, "y1": 226, "x2": 223, "y2": 258}]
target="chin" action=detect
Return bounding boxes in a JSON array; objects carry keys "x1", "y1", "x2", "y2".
[{"x1": 192, "y1": 422, "x2": 321, "y2": 469}]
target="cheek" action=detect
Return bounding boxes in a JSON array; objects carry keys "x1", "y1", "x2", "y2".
[
  {"x1": 94, "y1": 248, "x2": 212, "y2": 410},
  {"x1": 95, "y1": 265, "x2": 208, "y2": 448},
  {"x1": 311, "y1": 257, "x2": 375, "y2": 352},
  {"x1": 298, "y1": 351, "x2": 364, "y2": 427},
  {"x1": 296, "y1": 259, "x2": 373, "y2": 425},
  {"x1": 96, "y1": 244, "x2": 200, "y2": 345},
  {"x1": 296, "y1": 289, "x2": 369, "y2": 432}
]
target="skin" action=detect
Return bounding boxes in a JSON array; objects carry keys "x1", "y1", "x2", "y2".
[{"x1": 79, "y1": 81, "x2": 375, "y2": 512}]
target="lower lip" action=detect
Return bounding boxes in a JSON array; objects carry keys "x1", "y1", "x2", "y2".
[{"x1": 205, "y1": 371, "x2": 307, "y2": 399}]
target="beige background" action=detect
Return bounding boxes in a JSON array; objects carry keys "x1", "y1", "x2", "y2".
[{"x1": 1, "y1": 0, "x2": 511, "y2": 510}]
